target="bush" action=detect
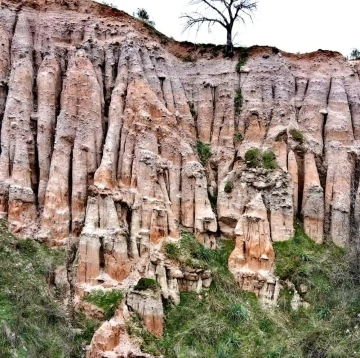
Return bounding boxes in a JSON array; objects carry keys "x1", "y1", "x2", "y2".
[
  {"x1": 290, "y1": 129, "x2": 304, "y2": 144},
  {"x1": 245, "y1": 148, "x2": 261, "y2": 168},
  {"x1": 134, "y1": 278, "x2": 159, "y2": 292},
  {"x1": 224, "y1": 181, "x2": 234, "y2": 193},
  {"x1": 262, "y1": 150, "x2": 277, "y2": 169},
  {"x1": 197, "y1": 141, "x2": 212, "y2": 167},
  {"x1": 234, "y1": 88, "x2": 243, "y2": 115},
  {"x1": 233, "y1": 131, "x2": 243, "y2": 144},
  {"x1": 84, "y1": 289, "x2": 123, "y2": 320},
  {"x1": 350, "y1": 48, "x2": 360, "y2": 60}
]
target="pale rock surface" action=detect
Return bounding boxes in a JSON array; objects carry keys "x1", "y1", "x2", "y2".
[{"x1": 1, "y1": 0, "x2": 360, "y2": 352}]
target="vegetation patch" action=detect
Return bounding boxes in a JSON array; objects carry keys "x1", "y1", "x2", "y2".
[
  {"x1": 262, "y1": 150, "x2": 277, "y2": 169},
  {"x1": 84, "y1": 290, "x2": 123, "y2": 320},
  {"x1": 234, "y1": 88, "x2": 243, "y2": 115},
  {"x1": 131, "y1": 224, "x2": 360, "y2": 358},
  {"x1": 134, "y1": 278, "x2": 159, "y2": 292},
  {"x1": 197, "y1": 141, "x2": 212, "y2": 167},
  {"x1": 244, "y1": 148, "x2": 278, "y2": 169},
  {"x1": 0, "y1": 220, "x2": 95, "y2": 357},
  {"x1": 290, "y1": 128, "x2": 304, "y2": 144},
  {"x1": 235, "y1": 47, "x2": 250, "y2": 73},
  {"x1": 224, "y1": 180, "x2": 234, "y2": 193},
  {"x1": 245, "y1": 147, "x2": 262, "y2": 168},
  {"x1": 233, "y1": 130, "x2": 243, "y2": 144}
]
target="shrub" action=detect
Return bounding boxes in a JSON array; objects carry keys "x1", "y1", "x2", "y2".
[
  {"x1": 245, "y1": 148, "x2": 261, "y2": 168},
  {"x1": 224, "y1": 180, "x2": 234, "y2": 193},
  {"x1": 350, "y1": 48, "x2": 360, "y2": 60},
  {"x1": 233, "y1": 131, "x2": 243, "y2": 144},
  {"x1": 135, "y1": 8, "x2": 155, "y2": 26},
  {"x1": 84, "y1": 289, "x2": 123, "y2": 320},
  {"x1": 197, "y1": 141, "x2": 212, "y2": 166},
  {"x1": 262, "y1": 150, "x2": 277, "y2": 169},
  {"x1": 234, "y1": 88, "x2": 243, "y2": 115},
  {"x1": 290, "y1": 129, "x2": 304, "y2": 144},
  {"x1": 134, "y1": 278, "x2": 159, "y2": 292}
]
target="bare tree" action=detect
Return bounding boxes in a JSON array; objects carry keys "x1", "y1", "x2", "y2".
[{"x1": 182, "y1": 0, "x2": 257, "y2": 54}]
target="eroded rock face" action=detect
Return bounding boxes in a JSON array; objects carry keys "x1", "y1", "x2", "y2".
[
  {"x1": 1, "y1": 0, "x2": 360, "y2": 353},
  {"x1": 228, "y1": 193, "x2": 280, "y2": 305}
]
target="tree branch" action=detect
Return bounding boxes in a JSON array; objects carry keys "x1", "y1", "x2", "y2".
[{"x1": 181, "y1": 13, "x2": 227, "y2": 34}]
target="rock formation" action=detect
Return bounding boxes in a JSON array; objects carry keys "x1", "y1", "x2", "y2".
[{"x1": 1, "y1": 0, "x2": 360, "y2": 355}]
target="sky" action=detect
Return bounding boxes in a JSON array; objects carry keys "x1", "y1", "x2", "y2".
[{"x1": 100, "y1": 0, "x2": 360, "y2": 56}]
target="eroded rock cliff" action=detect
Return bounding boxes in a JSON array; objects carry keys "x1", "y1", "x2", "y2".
[{"x1": 1, "y1": 0, "x2": 360, "y2": 355}]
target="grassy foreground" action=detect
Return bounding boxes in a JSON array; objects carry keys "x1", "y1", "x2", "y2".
[
  {"x1": 132, "y1": 225, "x2": 360, "y2": 358},
  {"x1": 0, "y1": 220, "x2": 97, "y2": 358}
]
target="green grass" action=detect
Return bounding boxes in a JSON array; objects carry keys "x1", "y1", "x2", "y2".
[
  {"x1": 84, "y1": 290, "x2": 123, "y2": 320},
  {"x1": 0, "y1": 220, "x2": 94, "y2": 358},
  {"x1": 197, "y1": 141, "x2": 212, "y2": 167},
  {"x1": 131, "y1": 226, "x2": 360, "y2": 358}
]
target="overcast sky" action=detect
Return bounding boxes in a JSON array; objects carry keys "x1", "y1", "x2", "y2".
[{"x1": 101, "y1": 0, "x2": 360, "y2": 56}]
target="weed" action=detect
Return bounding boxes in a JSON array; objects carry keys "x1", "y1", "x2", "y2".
[
  {"x1": 84, "y1": 290, "x2": 123, "y2": 320},
  {"x1": 197, "y1": 141, "x2": 212, "y2": 167}
]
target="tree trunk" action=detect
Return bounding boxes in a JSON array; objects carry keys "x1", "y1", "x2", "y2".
[{"x1": 226, "y1": 27, "x2": 233, "y2": 57}]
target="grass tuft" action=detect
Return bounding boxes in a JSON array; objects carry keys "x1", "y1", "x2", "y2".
[{"x1": 84, "y1": 290, "x2": 123, "y2": 320}]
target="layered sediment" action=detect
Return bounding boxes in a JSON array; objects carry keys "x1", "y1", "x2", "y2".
[{"x1": 1, "y1": 0, "x2": 360, "y2": 355}]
